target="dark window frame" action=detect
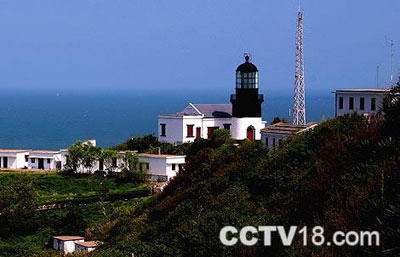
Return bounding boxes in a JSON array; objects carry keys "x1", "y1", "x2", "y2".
[
  {"x1": 360, "y1": 97, "x2": 365, "y2": 110},
  {"x1": 31, "y1": 158, "x2": 36, "y2": 163},
  {"x1": 371, "y1": 98, "x2": 376, "y2": 111},
  {"x1": 172, "y1": 164, "x2": 176, "y2": 171},
  {"x1": 186, "y1": 124, "x2": 194, "y2": 138},
  {"x1": 338, "y1": 97, "x2": 344, "y2": 109},
  {"x1": 160, "y1": 123, "x2": 166, "y2": 137},
  {"x1": 349, "y1": 97, "x2": 354, "y2": 110}
]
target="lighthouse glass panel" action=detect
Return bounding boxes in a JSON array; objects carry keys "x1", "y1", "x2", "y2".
[{"x1": 236, "y1": 71, "x2": 259, "y2": 89}]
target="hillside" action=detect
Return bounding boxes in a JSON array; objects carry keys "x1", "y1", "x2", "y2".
[{"x1": 86, "y1": 85, "x2": 400, "y2": 257}]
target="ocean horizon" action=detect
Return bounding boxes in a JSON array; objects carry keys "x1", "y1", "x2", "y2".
[{"x1": 0, "y1": 89, "x2": 335, "y2": 150}]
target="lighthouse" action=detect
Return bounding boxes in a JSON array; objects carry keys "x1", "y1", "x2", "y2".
[{"x1": 158, "y1": 55, "x2": 266, "y2": 143}]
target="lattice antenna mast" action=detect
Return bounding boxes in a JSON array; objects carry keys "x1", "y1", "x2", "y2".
[{"x1": 293, "y1": 8, "x2": 306, "y2": 125}]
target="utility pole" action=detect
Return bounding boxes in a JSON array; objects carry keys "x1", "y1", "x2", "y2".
[{"x1": 293, "y1": 7, "x2": 306, "y2": 125}]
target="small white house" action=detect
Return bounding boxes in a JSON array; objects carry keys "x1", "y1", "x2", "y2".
[
  {"x1": 261, "y1": 122, "x2": 318, "y2": 149},
  {"x1": 335, "y1": 88, "x2": 390, "y2": 117},
  {"x1": 53, "y1": 236, "x2": 85, "y2": 254},
  {"x1": 0, "y1": 149, "x2": 30, "y2": 169},
  {"x1": 138, "y1": 153, "x2": 186, "y2": 181},
  {"x1": 75, "y1": 241, "x2": 100, "y2": 252},
  {"x1": 28, "y1": 150, "x2": 62, "y2": 170}
]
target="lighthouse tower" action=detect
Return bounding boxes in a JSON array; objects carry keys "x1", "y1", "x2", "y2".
[{"x1": 230, "y1": 55, "x2": 265, "y2": 141}]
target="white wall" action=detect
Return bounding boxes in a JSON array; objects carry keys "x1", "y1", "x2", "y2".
[
  {"x1": 139, "y1": 155, "x2": 186, "y2": 181},
  {"x1": 261, "y1": 132, "x2": 289, "y2": 149},
  {"x1": 336, "y1": 92, "x2": 385, "y2": 117},
  {"x1": 53, "y1": 239, "x2": 84, "y2": 254},
  {"x1": 0, "y1": 152, "x2": 29, "y2": 169},
  {"x1": 158, "y1": 116, "x2": 184, "y2": 144},
  {"x1": 231, "y1": 117, "x2": 265, "y2": 140},
  {"x1": 28, "y1": 152, "x2": 58, "y2": 170}
]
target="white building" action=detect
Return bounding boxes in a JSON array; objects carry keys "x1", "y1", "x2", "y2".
[
  {"x1": 335, "y1": 88, "x2": 390, "y2": 117},
  {"x1": 53, "y1": 236, "x2": 85, "y2": 254},
  {"x1": 261, "y1": 122, "x2": 318, "y2": 149},
  {"x1": 138, "y1": 153, "x2": 186, "y2": 181},
  {"x1": 158, "y1": 56, "x2": 266, "y2": 144},
  {"x1": 75, "y1": 241, "x2": 100, "y2": 252},
  {"x1": 0, "y1": 149, "x2": 30, "y2": 169},
  {"x1": 28, "y1": 150, "x2": 62, "y2": 170}
]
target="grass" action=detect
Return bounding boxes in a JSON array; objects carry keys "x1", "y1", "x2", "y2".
[{"x1": 0, "y1": 170, "x2": 147, "y2": 204}]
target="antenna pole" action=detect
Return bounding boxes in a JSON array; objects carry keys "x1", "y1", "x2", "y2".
[
  {"x1": 293, "y1": 8, "x2": 306, "y2": 125},
  {"x1": 390, "y1": 40, "x2": 394, "y2": 83},
  {"x1": 376, "y1": 65, "x2": 380, "y2": 88}
]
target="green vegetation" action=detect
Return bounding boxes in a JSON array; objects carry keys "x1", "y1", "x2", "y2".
[
  {"x1": 80, "y1": 84, "x2": 400, "y2": 257},
  {"x1": 0, "y1": 171, "x2": 149, "y2": 257}
]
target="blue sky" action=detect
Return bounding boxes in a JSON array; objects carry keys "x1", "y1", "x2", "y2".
[{"x1": 0, "y1": 0, "x2": 398, "y2": 94}]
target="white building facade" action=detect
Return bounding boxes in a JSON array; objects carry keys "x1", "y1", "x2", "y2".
[
  {"x1": 261, "y1": 122, "x2": 318, "y2": 149},
  {"x1": 53, "y1": 236, "x2": 85, "y2": 254},
  {"x1": 138, "y1": 154, "x2": 186, "y2": 181},
  {"x1": 159, "y1": 56, "x2": 266, "y2": 144},
  {"x1": 0, "y1": 150, "x2": 29, "y2": 169},
  {"x1": 335, "y1": 89, "x2": 390, "y2": 117}
]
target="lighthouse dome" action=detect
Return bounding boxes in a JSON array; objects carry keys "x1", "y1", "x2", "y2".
[{"x1": 236, "y1": 55, "x2": 258, "y2": 73}]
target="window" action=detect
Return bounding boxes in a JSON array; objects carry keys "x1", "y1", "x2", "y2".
[
  {"x1": 112, "y1": 158, "x2": 117, "y2": 167},
  {"x1": 371, "y1": 98, "x2": 376, "y2": 111},
  {"x1": 349, "y1": 97, "x2": 354, "y2": 110},
  {"x1": 207, "y1": 127, "x2": 218, "y2": 138},
  {"x1": 31, "y1": 158, "x2": 36, "y2": 163},
  {"x1": 223, "y1": 124, "x2": 231, "y2": 131},
  {"x1": 272, "y1": 138, "x2": 276, "y2": 148},
  {"x1": 265, "y1": 137, "x2": 268, "y2": 146},
  {"x1": 160, "y1": 123, "x2": 166, "y2": 136},
  {"x1": 360, "y1": 97, "x2": 365, "y2": 110},
  {"x1": 146, "y1": 163, "x2": 150, "y2": 170},
  {"x1": 279, "y1": 139, "x2": 283, "y2": 146},
  {"x1": 338, "y1": 97, "x2": 344, "y2": 109},
  {"x1": 196, "y1": 127, "x2": 201, "y2": 138},
  {"x1": 25, "y1": 155, "x2": 29, "y2": 162},
  {"x1": 187, "y1": 125, "x2": 194, "y2": 137},
  {"x1": 172, "y1": 164, "x2": 176, "y2": 170},
  {"x1": 47, "y1": 159, "x2": 51, "y2": 164}
]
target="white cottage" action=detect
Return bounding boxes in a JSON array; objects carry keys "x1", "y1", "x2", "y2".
[
  {"x1": 75, "y1": 241, "x2": 100, "y2": 252},
  {"x1": 53, "y1": 236, "x2": 85, "y2": 254},
  {"x1": 261, "y1": 122, "x2": 318, "y2": 149},
  {"x1": 158, "y1": 56, "x2": 266, "y2": 144},
  {"x1": 335, "y1": 88, "x2": 390, "y2": 117},
  {"x1": 28, "y1": 150, "x2": 62, "y2": 170},
  {"x1": 138, "y1": 153, "x2": 186, "y2": 181},
  {"x1": 0, "y1": 149, "x2": 30, "y2": 169}
]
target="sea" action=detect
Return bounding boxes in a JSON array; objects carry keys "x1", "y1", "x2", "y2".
[{"x1": 0, "y1": 89, "x2": 334, "y2": 150}]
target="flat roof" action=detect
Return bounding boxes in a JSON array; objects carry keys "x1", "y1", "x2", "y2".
[
  {"x1": 75, "y1": 241, "x2": 100, "y2": 248},
  {"x1": 261, "y1": 122, "x2": 318, "y2": 135},
  {"x1": 138, "y1": 153, "x2": 186, "y2": 158},
  {"x1": 30, "y1": 150, "x2": 60, "y2": 154},
  {"x1": 53, "y1": 236, "x2": 84, "y2": 241},
  {"x1": 0, "y1": 149, "x2": 30, "y2": 153},
  {"x1": 335, "y1": 88, "x2": 391, "y2": 93}
]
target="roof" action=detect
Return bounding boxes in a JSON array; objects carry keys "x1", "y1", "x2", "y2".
[
  {"x1": 261, "y1": 122, "x2": 318, "y2": 135},
  {"x1": 139, "y1": 153, "x2": 186, "y2": 159},
  {"x1": 336, "y1": 88, "x2": 391, "y2": 93},
  {"x1": 236, "y1": 56, "x2": 258, "y2": 72},
  {"x1": 0, "y1": 149, "x2": 30, "y2": 153},
  {"x1": 191, "y1": 104, "x2": 232, "y2": 118},
  {"x1": 75, "y1": 241, "x2": 100, "y2": 248},
  {"x1": 53, "y1": 236, "x2": 84, "y2": 241},
  {"x1": 30, "y1": 150, "x2": 60, "y2": 154}
]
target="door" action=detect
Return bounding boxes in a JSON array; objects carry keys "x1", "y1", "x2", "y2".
[
  {"x1": 247, "y1": 126, "x2": 255, "y2": 142},
  {"x1": 38, "y1": 158, "x2": 44, "y2": 169},
  {"x1": 196, "y1": 127, "x2": 201, "y2": 138},
  {"x1": 99, "y1": 159, "x2": 104, "y2": 171},
  {"x1": 3, "y1": 157, "x2": 7, "y2": 168}
]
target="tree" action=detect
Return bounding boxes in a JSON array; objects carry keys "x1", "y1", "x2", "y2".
[
  {"x1": 271, "y1": 117, "x2": 288, "y2": 124},
  {"x1": 66, "y1": 141, "x2": 102, "y2": 173},
  {"x1": 121, "y1": 152, "x2": 149, "y2": 183},
  {"x1": 100, "y1": 149, "x2": 119, "y2": 173},
  {"x1": 381, "y1": 80, "x2": 400, "y2": 139},
  {"x1": 0, "y1": 177, "x2": 38, "y2": 237}
]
